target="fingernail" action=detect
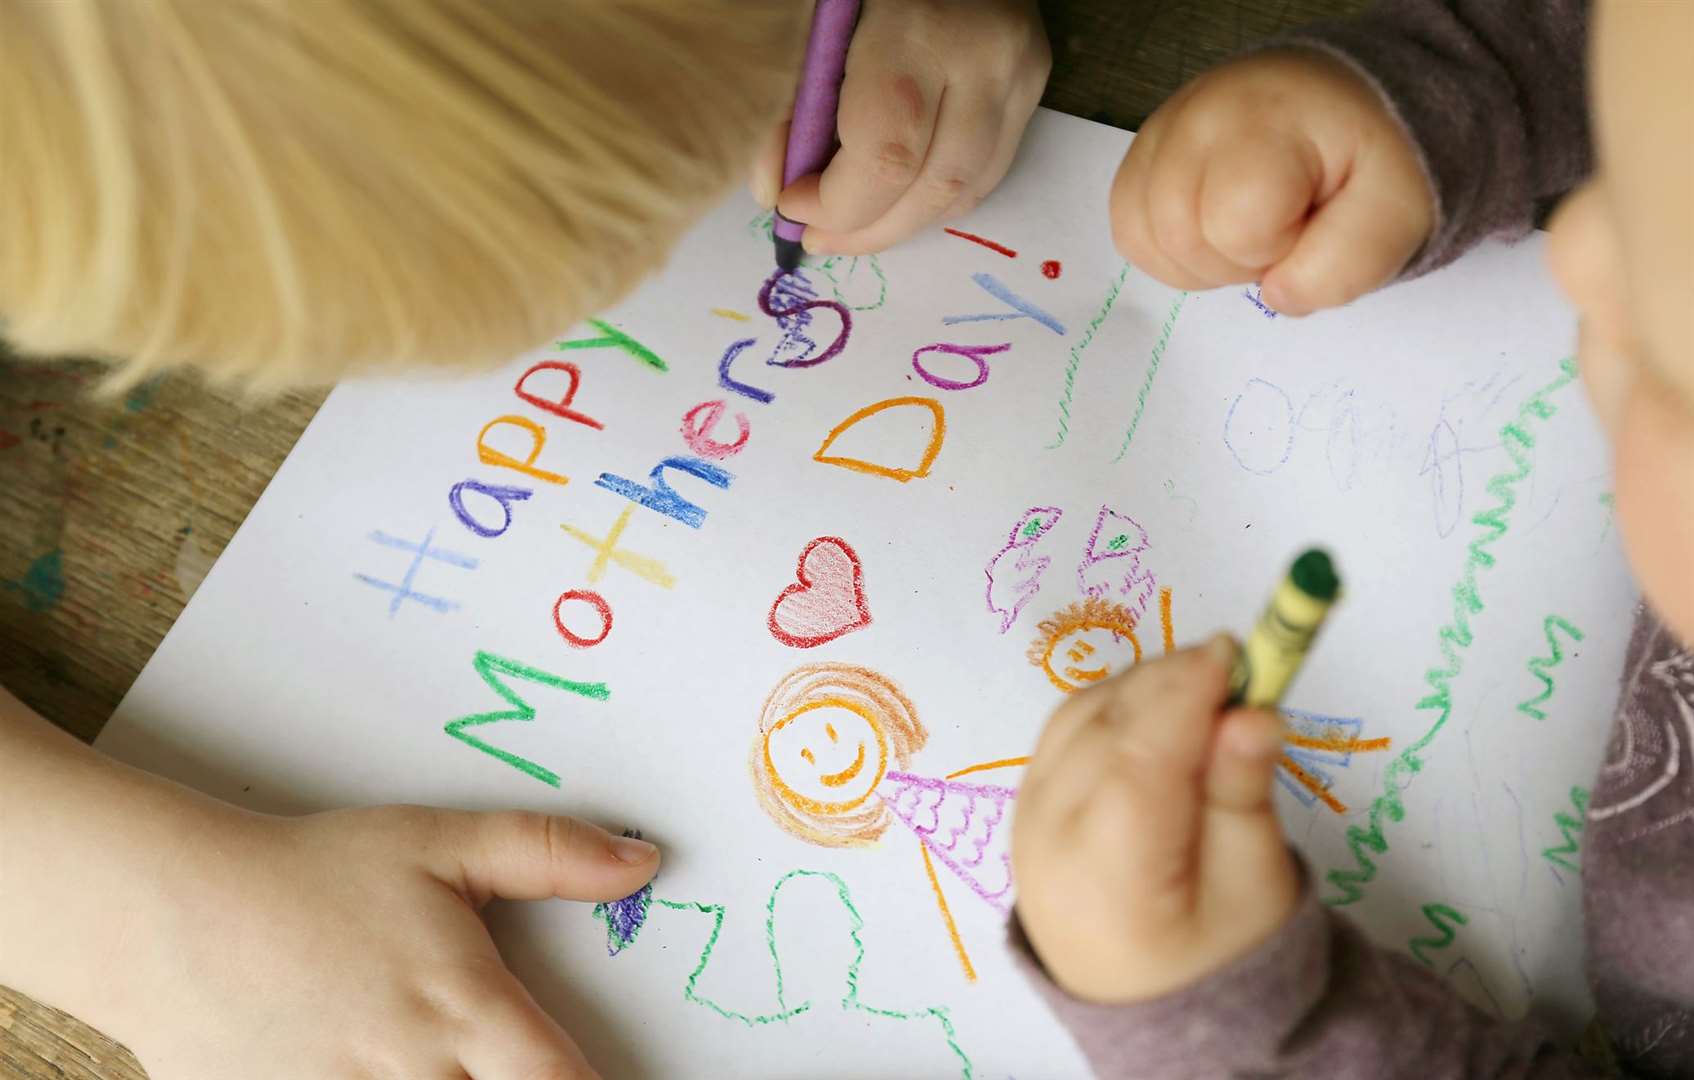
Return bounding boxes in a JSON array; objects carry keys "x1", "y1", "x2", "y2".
[
  {"x1": 752, "y1": 174, "x2": 777, "y2": 211},
  {"x1": 611, "y1": 835, "x2": 658, "y2": 863},
  {"x1": 1206, "y1": 633, "x2": 1238, "y2": 665}
]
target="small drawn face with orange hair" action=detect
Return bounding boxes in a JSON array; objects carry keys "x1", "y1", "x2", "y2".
[
  {"x1": 1028, "y1": 597, "x2": 1144, "y2": 693},
  {"x1": 751, "y1": 664, "x2": 928, "y2": 848}
]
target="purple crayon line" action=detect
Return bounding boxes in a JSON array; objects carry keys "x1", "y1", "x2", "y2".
[{"x1": 774, "y1": 0, "x2": 862, "y2": 271}]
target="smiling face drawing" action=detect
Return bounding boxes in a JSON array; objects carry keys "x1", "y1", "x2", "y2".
[
  {"x1": 1028, "y1": 597, "x2": 1144, "y2": 693},
  {"x1": 764, "y1": 697, "x2": 889, "y2": 814},
  {"x1": 752, "y1": 664, "x2": 927, "y2": 848}
]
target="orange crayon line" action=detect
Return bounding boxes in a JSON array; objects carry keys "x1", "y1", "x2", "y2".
[
  {"x1": 814, "y1": 396, "x2": 946, "y2": 482},
  {"x1": 945, "y1": 756, "x2": 1030, "y2": 781},
  {"x1": 1159, "y1": 587, "x2": 1174, "y2": 654},
  {"x1": 1284, "y1": 733, "x2": 1393, "y2": 754},
  {"x1": 1279, "y1": 753, "x2": 1348, "y2": 814},
  {"x1": 919, "y1": 843, "x2": 977, "y2": 982}
]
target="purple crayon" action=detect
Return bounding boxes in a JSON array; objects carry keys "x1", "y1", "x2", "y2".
[{"x1": 773, "y1": 0, "x2": 862, "y2": 271}]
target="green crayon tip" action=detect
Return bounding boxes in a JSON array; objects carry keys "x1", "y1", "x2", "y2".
[{"x1": 1290, "y1": 548, "x2": 1340, "y2": 602}]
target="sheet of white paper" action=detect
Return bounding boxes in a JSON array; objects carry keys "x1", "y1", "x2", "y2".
[{"x1": 99, "y1": 109, "x2": 1634, "y2": 1077}]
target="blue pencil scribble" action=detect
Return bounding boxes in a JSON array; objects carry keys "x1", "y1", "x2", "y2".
[
  {"x1": 354, "y1": 527, "x2": 479, "y2": 617},
  {"x1": 944, "y1": 273, "x2": 1067, "y2": 335},
  {"x1": 1223, "y1": 378, "x2": 1295, "y2": 475}
]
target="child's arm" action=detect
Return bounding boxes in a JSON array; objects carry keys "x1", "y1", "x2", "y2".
[
  {"x1": 752, "y1": 0, "x2": 1050, "y2": 256},
  {"x1": 1110, "y1": 0, "x2": 1589, "y2": 316},
  {"x1": 1010, "y1": 642, "x2": 1608, "y2": 1079},
  {"x1": 0, "y1": 685, "x2": 658, "y2": 1079}
]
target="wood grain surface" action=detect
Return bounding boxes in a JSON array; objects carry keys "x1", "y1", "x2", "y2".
[{"x1": 0, "y1": 2, "x2": 1362, "y2": 1074}]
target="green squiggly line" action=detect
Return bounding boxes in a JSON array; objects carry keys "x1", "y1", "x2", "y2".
[
  {"x1": 1542, "y1": 786, "x2": 1591, "y2": 872},
  {"x1": 652, "y1": 870, "x2": 972, "y2": 1077},
  {"x1": 819, "y1": 255, "x2": 888, "y2": 311},
  {"x1": 1408, "y1": 903, "x2": 1470, "y2": 967},
  {"x1": 1517, "y1": 615, "x2": 1586, "y2": 720},
  {"x1": 1046, "y1": 264, "x2": 1130, "y2": 449},
  {"x1": 1111, "y1": 290, "x2": 1190, "y2": 462},
  {"x1": 1322, "y1": 356, "x2": 1580, "y2": 907}
]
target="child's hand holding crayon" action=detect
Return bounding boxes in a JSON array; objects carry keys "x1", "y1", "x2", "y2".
[
  {"x1": 752, "y1": 0, "x2": 1050, "y2": 257},
  {"x1": 1012, "y1": 638, "x2": 1300, "y2": 1002}
]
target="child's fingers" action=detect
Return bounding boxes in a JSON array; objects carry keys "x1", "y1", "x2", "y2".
[
  {"x1": 1202, "y1": 708, "x2": 1285, "y2": 814},
  {"x1": 457, "y1": 975, "x2": 600, "y2": 1080},
  {"x1": 437, "y1": 810, "x2": 660, "y2": 905},
  {"x1": 1198, "y1": 133, "x2": 1321, "y2": 270},
  {"x1": 800, "y1": 85, "x2": 1005, "y2": 254},
  {"x1": 1105, "y1": 636, "x2": 1236, "y2": 767},
  {"x1": 1109, "y1": 137, "x2": 1211, "y2": 290},
  {"x1": 778, "y1": 52, "x2": 944, "y2": 235},
  {"x1": 750, "y1": 118, "x2": 789, "y2": 210},
  {"x1": 1145, "y1": 137, "x2": 1261, "y2": 287},
  {"x1": 949, "y1": 68, "x2": 1047, "y2": 220},
  {"x1": 1259, "y1": 147, "x2": 1433, "y2": 316}
]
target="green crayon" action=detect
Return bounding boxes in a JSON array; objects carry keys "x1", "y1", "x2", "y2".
[{"x1": 1227, "y1": 549, "x2": 1341, "y2": 708}]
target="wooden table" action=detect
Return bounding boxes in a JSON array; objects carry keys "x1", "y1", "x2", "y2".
[{"x1": 0, "y1": 2, "x2": 1360, "y2": 1074}]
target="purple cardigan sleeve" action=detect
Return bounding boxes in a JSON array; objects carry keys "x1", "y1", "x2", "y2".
[
  {"x1": 1279, "y1": 0, "x2": 1592, "y2": 276},
  {"x1": 1013, "y1": 874, "x2": 1609, "y2": 1078}
]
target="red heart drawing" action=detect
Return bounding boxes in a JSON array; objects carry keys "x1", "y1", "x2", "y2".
[{"x1": 768, "y1": 537, "x2": 872, "y2": 648}]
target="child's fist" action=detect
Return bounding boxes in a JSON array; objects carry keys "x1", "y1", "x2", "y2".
[
  {"x1": 754, "y1": 0, "x2": 1050, "y2": 255},
  {"x1": 1012, "y1": 638, "x2": 1300, "y2": 1003},
  {"x1": 1110, "y1": 49, "x2": 1434, "y2": 316}
]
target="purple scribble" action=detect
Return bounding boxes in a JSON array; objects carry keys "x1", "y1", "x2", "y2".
[
  {"x1": 758, "y1": 270, "x2": 851, "y2": 369},
  {"x1": 985, "y1": 507, "x2": 1063, "y2": 633},
  {"x1": 879, "y1": 772, "x2": 1017, "y2": 911},
  {"x1": 595, "y1": 830, "x2": 653, "y2": 956},
  {"x1": 1076, "y1": 506, "x2": 1157, "y2": 623},
  {"x1": 1243, "y1": 286, "x2": 1279, "y2": 319}
]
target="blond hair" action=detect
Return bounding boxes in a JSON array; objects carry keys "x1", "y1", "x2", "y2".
[{"x1": 0, "y1": 0, "x2": 805, "y2": 391}]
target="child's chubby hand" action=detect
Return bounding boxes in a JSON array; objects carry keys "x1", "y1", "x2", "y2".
[
  {"x1": 105, "y1": 801, "x2": 658, "y2": 1079},
  {"x1": 1012, "y1": 637, "x2": 1300, "y2": 1003},
  {"x1": 1111, "y1": 49, "x2": 1434, "y2": 317},
  {"x1": 754, "y1": 0, "x2": 1050, "y2": 255}
]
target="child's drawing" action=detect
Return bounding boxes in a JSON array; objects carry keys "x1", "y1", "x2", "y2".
[
  {"x1": 750, "y1": 663, "x2": 928, "y2": 848},
  {"x1": 985, "y1": 507, "x2": 1064, "y2": 633},
  {"x1": 1076, "y1": 505, "x2": 1158, "y2": 623},
  {"x1": 768, "y1": 537, "x2": 873, "y2": 648},
  {"x1": 1026, "y1": 596, "x2": 1150, "y2": 693},
  {"x1": 597, "y1": 868, "x2": 973, "y2": 1078},
  {"x1": 1276, "y1": 709, "x2": 1392, "y2": 814},
  {"x1": 813, "y1": 396, "x2": 947, "y2": 482},
  {"x1": 749, "y1": 663, "x2": 1023, "y2": 980},
  {"x1": 353, "y1": 526, "x2": 479, "y2": 617}
]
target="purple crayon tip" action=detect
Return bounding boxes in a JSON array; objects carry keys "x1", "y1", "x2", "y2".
[{"x1": 772, "y1": 0, "x2": 861, "y2": 266}]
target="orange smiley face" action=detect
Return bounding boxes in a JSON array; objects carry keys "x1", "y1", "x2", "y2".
[
  {"x1": 1028, "y1": 597, "x2": 1144, "y2": 693},
  {"x1": 750, "y1": 663, "x2": 929, "y2": 849},
  {"x1": 763, "y1": 697, "x2": 889, "y2": 816}
]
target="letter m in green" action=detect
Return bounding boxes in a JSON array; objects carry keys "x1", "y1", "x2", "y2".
[{"x1": 444, "y1": 651, "x2": 609, "y2": 787}]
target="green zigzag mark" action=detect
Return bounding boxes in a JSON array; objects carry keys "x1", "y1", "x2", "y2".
[
  {"x1": 1408, "y1": 903, "x2": 1470, "y2": 967},
  {"x1": 1111, "y1": 290, "x2": 1189, "y2": 462},
  {"x1": 1517, "y1": 615, "x2": 1585, "y2": 720},
  {"x1": 1542, "y1": 786, "x2": 1591, "y2": 873},
  {"x1": 648, "y1": 870, "x2": 973, "y2": 1077},
  {"x1": 1047, "y1": 263, "x2": 1130, "y2": 449},
  {"x1": 1321, "y1": 356, "x2": 1580, "y2": 908}
]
